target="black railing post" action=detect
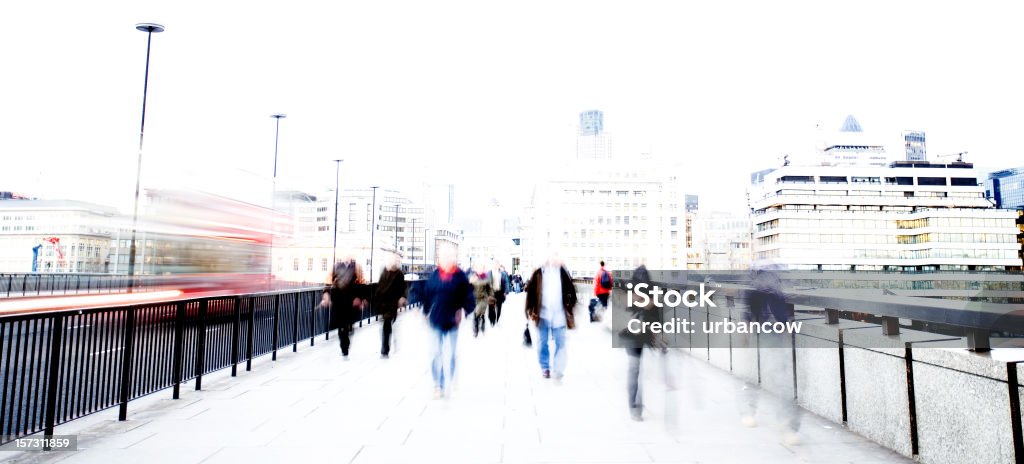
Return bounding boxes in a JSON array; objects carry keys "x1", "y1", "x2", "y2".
[
  {"x1": 246, "y1": 296, "x2": 255, "y2": 371},
  {"x1": 231, "y1": 296, "x2": 241, "y2": 377},
  {"x1": 117, "y1": 306, "x2": 137, "y2": 421},
  {"x1": 309, "y1": 296, "x2": 316, "y2": 347},
  {"x1": 271, "y1": 294, "x2": 280, "y2": 361},
  {"x1": 292, "y1": 292, "x2": 299, "y2": 352},
  {"x1": 42, "y1": 315, "x2": 65, "y2": 438},
  {"x1": 171, "y1": 301, "x2": 186, "y2": 399},
  {"x1": 195, "y1": 299, "x2": 208, "y2": 390}
]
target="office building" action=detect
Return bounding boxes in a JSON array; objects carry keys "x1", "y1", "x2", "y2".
[
  {"x1": 986, "y1": 167, "x2": 1024, "y2": 267},
  {"x1": 987, "y1": 167, "x2": 1024, "y2": 210},
  {"x1": 0, "y1": 199, "x2": 116, "y2": 273},
  {"x1": 904, "y1": 130, "x2": 927, "y2": 162},
  {"x1": 576, "y1": 110, "x2": 612, "y2": 160},
  {"x1": 522, "y1": 158, "x2": 687, "y2": 276},
  {"x1": 749, "y1": 160, "x2": 1019, "y2": 271}
]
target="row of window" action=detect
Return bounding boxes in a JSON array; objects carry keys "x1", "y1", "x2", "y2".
[
  {"x1": 757, "y1": 232, "x2": 1016, "y2": 246},
  {"x1": 755, "y1": 248, "x2": 1017, "y2": 260},
  {"x1": 757, "y1": 217, "x2": 1014, "y2": 232}
]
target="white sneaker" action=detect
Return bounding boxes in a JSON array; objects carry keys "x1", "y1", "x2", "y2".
[
  {"x1": 741, "y1": 415, "x2": 757, "y2": 428},
  {"x1": 433, "y1": 387, "x2": 443, "y2": 399},
  {"x1": 782, "y1": 431, "x2": 800, "y2": 446}
]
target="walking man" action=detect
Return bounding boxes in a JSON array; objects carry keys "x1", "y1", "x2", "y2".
[
  {"x1": 374, "y1": 252, "x2": 406, "y2": 358},
  {"x1": 525, "y1": 252, "x2": 577, "y2": 380}
]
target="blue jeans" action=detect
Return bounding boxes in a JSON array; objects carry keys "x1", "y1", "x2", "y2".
[
  {"x1": 537, "y1": 318, "x2": 567, "y2": 375},
  {"x1": 431, "y1": 326, "x2": 459, "y2": 390}
]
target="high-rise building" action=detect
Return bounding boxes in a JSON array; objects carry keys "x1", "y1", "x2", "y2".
[
  {"x1": 748, "y1": 160, "x2": 1019, "y2": 271},
  {"x1": 986, "y1": 167, "x2": 1024, "y2": 268},
  {"x1": 986, "y1": 167, "x2": 1024, "y2": 210},
  {"x1": 904, "y1": 130, "x2": 927, "y2": 162},
  {"x1": 576, "y1": 110, "x2": 612, "y2": 160}
]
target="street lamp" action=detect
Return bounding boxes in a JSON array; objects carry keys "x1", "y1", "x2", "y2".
[
  {"x1": 127, "y1": 22, "x2": 165, "y2": 293},
  {"x1": 332, "y1": 159, "x2": 343, "y2": 267},
  {"x1": 267, "y1": 113, "x2": 286, "y2": 288},
  {"x1": 369, "y1": 186, "x2": 379, "y2": 283}
]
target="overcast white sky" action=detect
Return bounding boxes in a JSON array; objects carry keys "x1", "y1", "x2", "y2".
[{"x1": 2, "y1": 0, "x2": 1022, "y2": 215}]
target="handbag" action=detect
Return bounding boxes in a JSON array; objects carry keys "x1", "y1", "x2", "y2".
[{"x1": 523, "y1": 323, "x2": 532, "y2": 346}]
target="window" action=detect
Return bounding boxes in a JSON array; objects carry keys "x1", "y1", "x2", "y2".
[
  {"x1": 293, "y1": 258, "x2": 300, "y2": 271},
  {"x1": 308, "y1": 258, "x2": 314, "y2": 271},
  {"x1": 670, "y1": 217, "x2": 678, "y2": 226}
]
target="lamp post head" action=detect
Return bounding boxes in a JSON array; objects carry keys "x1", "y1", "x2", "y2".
[
  {"x1": 271, "y1": 114, "x2": 287, "y2": 119},
  {"x1": 135, "y1": 23, "x2": 165, "y2": 33}
]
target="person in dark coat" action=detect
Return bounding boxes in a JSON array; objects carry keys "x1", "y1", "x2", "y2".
[
  {"x1": 374, "y1": 252, "x2": 407, "y2": 358},
  {"x1": 324, "y1": 257, "x2": 367, "y2": 358}
]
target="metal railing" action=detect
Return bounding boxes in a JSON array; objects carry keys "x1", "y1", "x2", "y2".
[
  {"x1": 1, "y1": 273, "x2": 325, "y2": 298},
  {"x1": 0, "y1": 279, "x2": 424, "y2": 444},
  {"x1": 1, "y1": 273, "x2": 143, "y2": 298}
]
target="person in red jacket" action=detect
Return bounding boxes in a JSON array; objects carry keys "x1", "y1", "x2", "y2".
[{"x1": 590, "y1": 261, "x2": 612, "y2": 322}]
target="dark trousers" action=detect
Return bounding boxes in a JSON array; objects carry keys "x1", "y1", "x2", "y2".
[
  {"x1": 491, "y1": 291, "x2": 505, "y2": 325},
  {"x1": 474, "y1": 313, "x2": 486, "y2": 336},
  {"x1": 381, "y1": 315, "x2": 394, "y2": 355},
  {"x1": 338, "y1": 323, "x2": 352, "y2": 356}
]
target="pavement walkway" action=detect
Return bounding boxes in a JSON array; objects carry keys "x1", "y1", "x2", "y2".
[{"x1": 7, "y1": 293, "x2": 910, "y2": 464}]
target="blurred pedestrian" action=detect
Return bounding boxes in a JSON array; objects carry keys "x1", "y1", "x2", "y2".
[
  {"x1": 374, "y1": 252, "x2": 407, "y2": 358},
  {"x1": 324, "y1": 256, "x2": 367, "y2": 358},
  {"x1": 738, "y1": 269, "x2": 801, "y2": 444},
  {"x1": 489, "y1": 262, "x2": 509, "y2": 326},
  {"x1": 525, "y1": 252, "x2": 577, "y2": 380},
  {"x1": 618, "y1": 263, "x2": 682, "y2": 425},
  {"x1": 470, "y1": 264, "x2": 494, "y2": 337},
  {"x1": 419, "y1": 244, "x2": 474, "y2": 398},
  {"x1": 590, "y1": 260, "x2": 612, "y2": 322}
]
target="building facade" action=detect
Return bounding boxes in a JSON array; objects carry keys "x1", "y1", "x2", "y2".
[
  {"x1": 0, "y1": 200, "x2": 117, "y2": 273},
  {"x1": 748, "y1": 161, "x2": 1019, "y2": 271},
  {"x1": 904, "y1": 130, "x2": 927, "y2": 162},
  {"x1": 576, "y1": 110, "x2": 612, "y2": 160},
  {"x1": 986, "y1": 167, "x2": 1024, "y2": 267},
  {"x1": 522, "y1": 157, "x2": 687, "y2": 277}
]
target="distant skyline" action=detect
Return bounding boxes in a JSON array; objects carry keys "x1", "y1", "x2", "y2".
[{"x1": 2, "y1": 1, "x2": 1022, "y2": 216}]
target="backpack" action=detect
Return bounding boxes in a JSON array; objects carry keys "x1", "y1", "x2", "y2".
[{"x1": 599, "y1": 270, "x2": 612, "y2": 290}]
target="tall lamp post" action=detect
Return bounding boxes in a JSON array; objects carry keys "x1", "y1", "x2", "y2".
[
  {"x1": 369, "y1": 186, "x2": 379, "y2": 282},
  {"x1": 331, "y1": 159, "x2": 343, "y2": 267},
  {"x1": 267, "y1": 113, "x2": 286, "y2": 288},
  {"x1": 127, "y1": 22, "x2": 164, "y2": 292}
]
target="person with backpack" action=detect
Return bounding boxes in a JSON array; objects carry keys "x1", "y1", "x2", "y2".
[{"x1": 590, "y1": 260, "x2": 613, "y2": 322}]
